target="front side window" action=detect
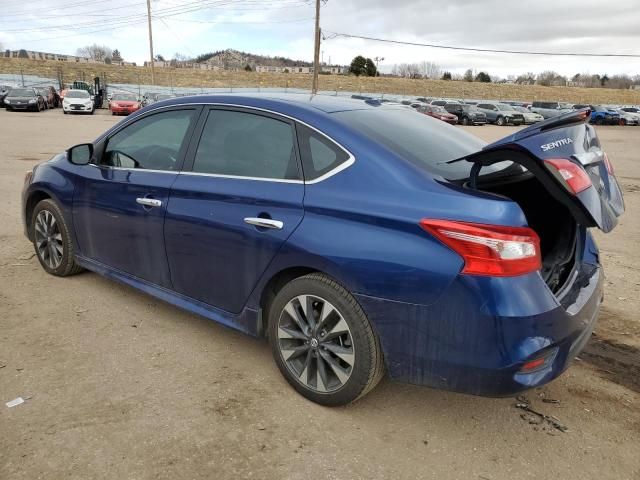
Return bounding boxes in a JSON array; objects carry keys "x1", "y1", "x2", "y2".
[
  {"x1": 192, "y1": 109, "x2": 299, "y2": 180},
  {"x1": 103, "y1": 109, "x2": 196, "y2": 171}
]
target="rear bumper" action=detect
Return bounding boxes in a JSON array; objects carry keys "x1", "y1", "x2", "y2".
[{"x1": 356, "y1": 260, "x2": 603, "y2": 397}]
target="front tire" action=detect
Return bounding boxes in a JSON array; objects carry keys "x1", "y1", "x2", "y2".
[
  {"x1": 496, "y1": 116, "x2": 506, "y2": 126},
  {"x1": 461, "y1": 116, "x2": 471, "y2": 126},
  {"x1": 31, "y1": 199, "x2": 83, "y2": 277},
  {"x1": 268, "y1": 273, "x2": 384, "y2": 406}
]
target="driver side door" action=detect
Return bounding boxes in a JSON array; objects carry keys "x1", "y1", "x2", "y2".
[{"x1": 73, "y1": 106, "x2": 201, "y2": 287}]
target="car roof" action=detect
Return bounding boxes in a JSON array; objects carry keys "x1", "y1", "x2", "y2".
[{"x1": 155, "y1": 92, "x2": 385, "y2": 114}]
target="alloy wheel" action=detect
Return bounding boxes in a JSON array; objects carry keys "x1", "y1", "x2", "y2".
[
  {"x1": 34, "y1": 210, "x2": 63, "y2": 269},
  {"x1": 277, "y1": 295, "x2": 355, "y2": 393}
]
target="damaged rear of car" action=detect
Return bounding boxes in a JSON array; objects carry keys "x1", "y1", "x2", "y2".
[{"x1": 336, "y1": 107, "x2": 624, "y2": 396}]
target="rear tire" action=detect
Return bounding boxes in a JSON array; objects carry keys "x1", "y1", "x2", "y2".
[
  {"x1": 31, "y1": 199, "x2": 83, "y2": 277},
  {"x1": 462, "y1": 116, "x2": 470, "y2": 126},
  {"x1": 268, "y1": 273, "x2": 384, "y2": 406}
]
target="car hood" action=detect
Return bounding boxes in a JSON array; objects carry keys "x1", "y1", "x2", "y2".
[{"x1": 7, "y1": 96, "x2": 36, "y2": 101}]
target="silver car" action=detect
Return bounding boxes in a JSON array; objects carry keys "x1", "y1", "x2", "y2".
[{"x1": 512, "y1": 106, "x2": 544, "y2": 124}]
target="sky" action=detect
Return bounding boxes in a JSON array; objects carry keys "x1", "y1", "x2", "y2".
[{"x1": 1, "y1": 0, "x2": 639, "y2": 78}]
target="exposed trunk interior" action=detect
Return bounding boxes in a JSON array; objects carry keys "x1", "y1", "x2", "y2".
[{"x1": 475, "y1": 173, "x2": 577, "y2": 293}]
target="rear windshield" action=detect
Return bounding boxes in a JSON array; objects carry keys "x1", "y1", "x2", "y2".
[
  {"x1": 333, "y1": 108, "x2": 511, "y2": 180},
  {"x1": 112, "y1": 94, "x2": 136, "y2": 101},
  {"x1": 8, "y1": 88, "x2": 34, "y2": 96},
  {"x1": 66, "y1": 90, "x2": 89, "y2": 98}
]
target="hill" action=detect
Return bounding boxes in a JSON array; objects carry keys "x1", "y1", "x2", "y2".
[
  {"x1": 193, "y1": 49, "x2": 313, "y2": 69},
  {"x1": 1, "y1": 57, "x2": 639, "y2": 105}
]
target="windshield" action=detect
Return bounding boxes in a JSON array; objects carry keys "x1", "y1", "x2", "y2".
[
  {"x1": 333, "y1": 108, "x2": 512, "y2": 180},
  {"x1": 156, "y1": 94, "x2": 174, "y2": 100},
  {"x1": 512, "y1": 106, "x2": 530, "y2": 113},
  {"x1": 113, "y1": 94, "x2": 136, "y2": 101},
  {"x1": 496, "y1": 104, "x2": 515, "y2": 111},
  {"x1": 462, "y1": 105, "x2": 478, "y2": 112},
  {"x1": 66, "y1": 90, "x2": 89, "y2": 98},
  {"x1": 8, "y1": 88, "x2": 34, "y2": 97}
]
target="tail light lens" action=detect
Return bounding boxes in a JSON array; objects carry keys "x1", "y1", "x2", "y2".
[
  {"x1": 544, "y1": 158, "x2": 592, "y2": 194},
  {"x1": 419, "y1": 219, "x2": 541, "y2": 276}
]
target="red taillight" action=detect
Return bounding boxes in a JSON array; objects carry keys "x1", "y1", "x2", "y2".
[
  {"x1": 419, "y1": 219, "x2": 541, "y2": 277},
  {"x1": 520, "y1": 357, "x2": 546, "y2": 371},
  {"x1": 603, "y1": 152, "x2": 614, "y2": 174},
  {"x1": 544, "y1": 158, "x2": 592, "y2": 194}
]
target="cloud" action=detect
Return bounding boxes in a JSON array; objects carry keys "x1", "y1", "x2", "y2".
[{"x1": 0, "y1": 0, "x2": 638, "y2": 76}]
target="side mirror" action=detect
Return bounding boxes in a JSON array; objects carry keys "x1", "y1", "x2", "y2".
[{"x1": 67, "y1": 143, "x2": 93, "y2": 165}]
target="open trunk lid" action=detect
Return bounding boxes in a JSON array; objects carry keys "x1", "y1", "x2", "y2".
[{"x1": 453, "y1": 109, "x2": 624, "y2": 232}]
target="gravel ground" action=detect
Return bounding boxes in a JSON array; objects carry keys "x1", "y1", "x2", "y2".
[{"x1": 0, "y1": 108, "x2": 638, "y2": 480}]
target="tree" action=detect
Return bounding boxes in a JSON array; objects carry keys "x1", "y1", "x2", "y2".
[
  {"x1": 154, "y1": 54, "x2": 165, "y2": 62},
  {"x1": 76, "y1": 44, "x2": 112, "y2": 62},
  {"x1": 349, "y1": 55, "x2": 367, "y2": 76},
  {"x1": 463, "y1": 69, "x2": 474, "y2": 82},
  {"x1": 364, "y1": 58, "x2": 377, "y2": 77},
  {"x1": 18, "y1": 49, "x2": 29, "y2": 58},
  {"x1": 475, "y1": 71, "x2": 491, "y2": 83},
  {"x1": 536, "y1": 71, "x2": 567, "y2": 87},
  {"x1": 600, "y1": 74, "x2": 609, "y2": 87},
  {"x1": 111, "y1": 49, "x2": 122, "y2": 62},
  {"x1": 104, "y1": 57, "x2": 112, "y2": 65},
  {"x1": 419, "y1": 61, "x2": 442, "y2": 79},
  {"x1": 442, "y1": 71, "x2": 452, "y2": 80},
  {"x1": 244, "y1": 64, "x2": 252, "y2": 72}
]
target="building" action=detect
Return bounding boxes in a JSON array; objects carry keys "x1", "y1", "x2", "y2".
[{"x1": 4, "y1": 49, "x2": 96, "y2": 63}]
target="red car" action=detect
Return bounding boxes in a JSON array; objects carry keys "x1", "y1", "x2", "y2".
[
  {"x1": 109, "y1": 93, "x2": 141, "y2": 116},
  {"x1": 418, "y1": 104, "x2": 459, "y2": 124}
]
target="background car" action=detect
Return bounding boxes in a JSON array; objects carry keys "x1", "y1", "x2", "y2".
[
  {"x1": 62, "y1": 89, "x2": 94, "y2": 115},
  {"x1": 511, "y1": 106, "x2": 544, "y2": 124},
  {"x1": 0, "y1": 85, "x2": 13, "y2": 107},
  {"x1": 21, "y1": 96, "x2": 623, "y2": 406},
  {"x1": 37, "y1": 86, "x2": 59, "y2": 109},
  {"x1": 443, "y1": 103, "x2": 487, "y2": 125},
  {"x1": 4, "y1": 87, "x2": 46, "y2": 112},
  {"x1": 530, "y1": 101, "x2": 573, "y2": 119},
  {"x1": 109, "y1": 93, "x2": 141, "y2": 116},
  {"x1": 476, "y1": 102, "x2": 524, "y2": 125},
  {"x1": 589, "y1": 105, "x2": 620, "y2": 125},
  {"x1": 418, "y1": 104, "x2": 458, "y2": 124},
  {"x1": 615, "y1": 109, "x2": 639, "y2": 126}
]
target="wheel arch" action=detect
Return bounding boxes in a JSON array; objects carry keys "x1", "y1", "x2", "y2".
[
  {"x1": 24, "y1": 189, "x2": 53, "y2": 241},
  {"x1": 257, "y1": 266, "x2": 321, "y2": 337}
]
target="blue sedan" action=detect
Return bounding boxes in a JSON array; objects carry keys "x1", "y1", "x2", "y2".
[{"x1": 22, "y1": 96, "x2": 624, "y2": 405}]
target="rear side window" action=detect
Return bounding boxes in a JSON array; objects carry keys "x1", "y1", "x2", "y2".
[
  {"x1": 334, "y1": 108, "x2": 503, "y2": 181},
  {"x1": 192, "y1": 109, "x2": 299, "y2": 180},
  {"x1": 296, "y1": 125, "x2": 350, "y2": 181}
]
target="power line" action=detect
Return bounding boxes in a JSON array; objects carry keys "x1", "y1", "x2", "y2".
[{"x1": 323, "y1": 31, "x2": 640, "y2": 58}]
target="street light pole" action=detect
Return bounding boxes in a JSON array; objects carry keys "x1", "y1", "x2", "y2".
[
  {"x1": 146, "y1": 0, "x2": 155, "y2": 85},
  {"x1": 311, "y1": 0, "x2": 321, "y2": 94}
]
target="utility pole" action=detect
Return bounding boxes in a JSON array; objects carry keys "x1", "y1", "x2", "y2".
[
  {"x1": 146, "y1": 0, "x2": 155, "y2": 85},
  {"x1": 311, "y1": 0, "x2": 321, "y2": 94}
]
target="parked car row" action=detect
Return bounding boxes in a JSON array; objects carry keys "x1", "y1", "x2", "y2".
[
  {"x1": 349, "y1": 94, "x2": 640, "y2": 127},
  {"x1": 2, "y1": 86, "x2": 60, "y2": 112}
]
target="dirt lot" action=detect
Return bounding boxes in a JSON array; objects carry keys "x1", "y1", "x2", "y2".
[{"x1": 0, "y1": 108, "x2": 639, "y2": 480}]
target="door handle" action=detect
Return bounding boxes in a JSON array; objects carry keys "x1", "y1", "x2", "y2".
[
  {"x1": 136, "y1": 197, "x2": 162, "y2": 208},
  {"x1": 244, "y1": 217, "x2": 284, "y2": 230}
]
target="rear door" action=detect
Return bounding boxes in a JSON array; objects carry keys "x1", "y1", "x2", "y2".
[
  {"x1": 164, "y1": 107, "x2": 304, "y2": 313},
  {"x1": 460, "y1": 109, "x2": 624, "y2": 232}
]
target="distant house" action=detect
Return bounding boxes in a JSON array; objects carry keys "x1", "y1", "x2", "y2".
[{"x1": 6, "y1": 49, "x2": 94, "y2": 63}]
